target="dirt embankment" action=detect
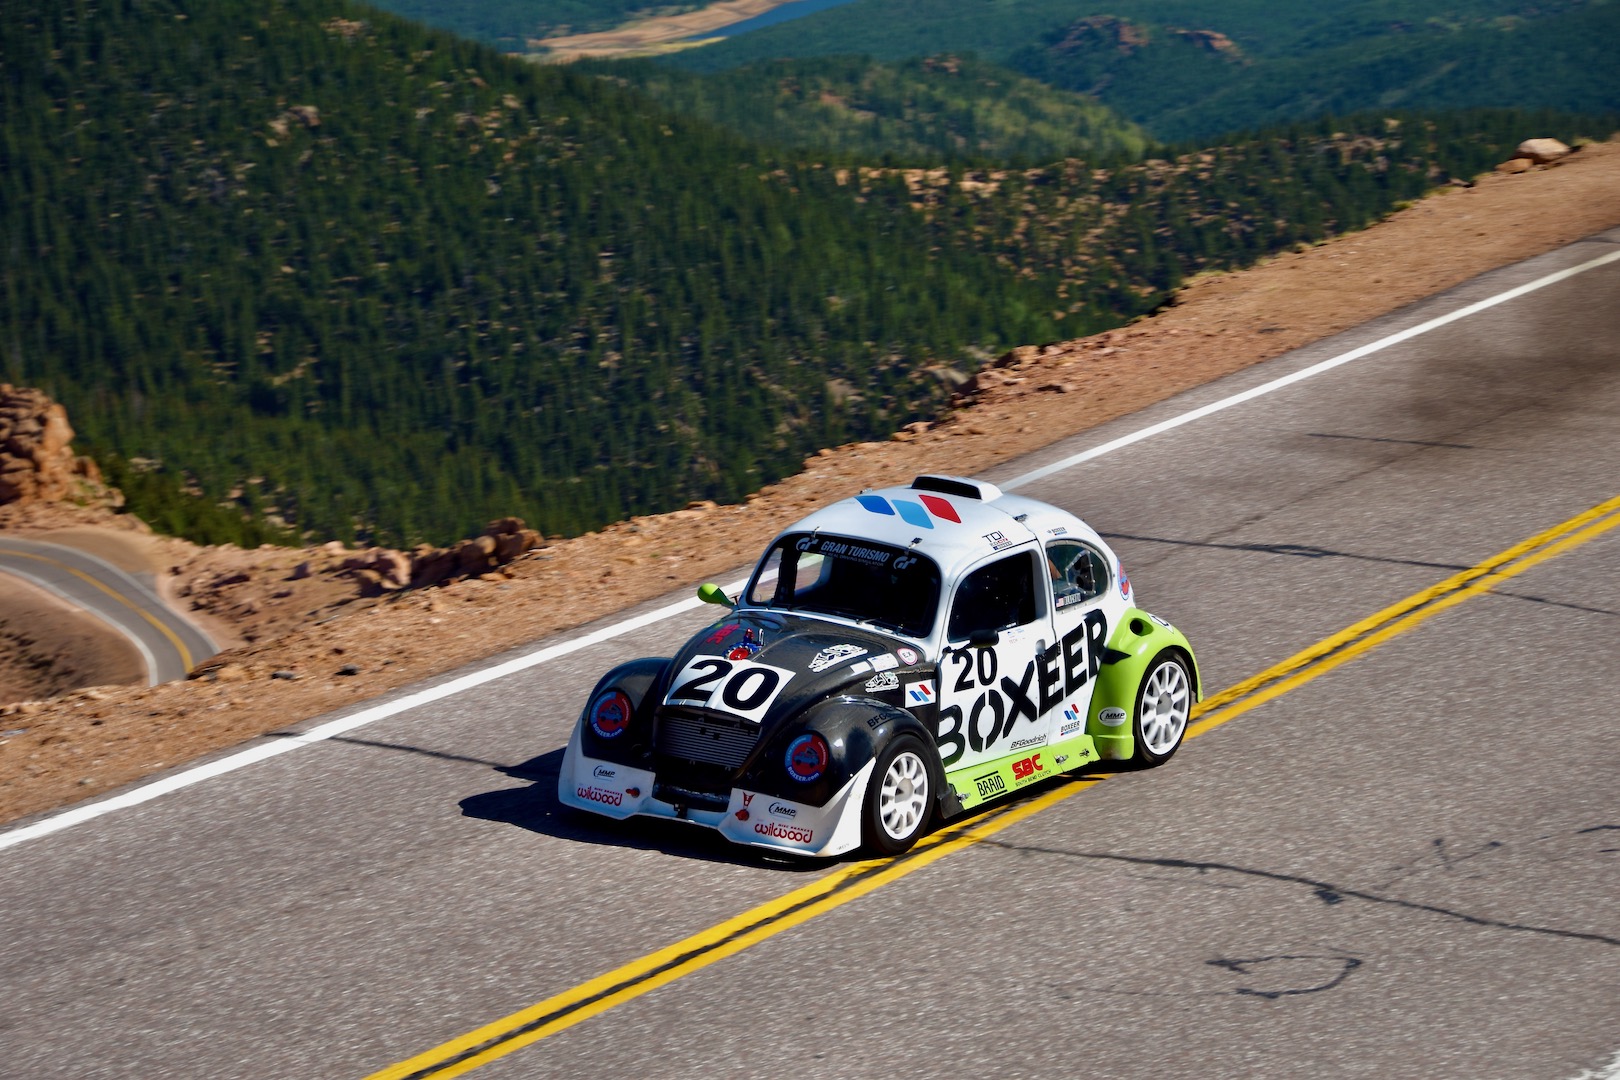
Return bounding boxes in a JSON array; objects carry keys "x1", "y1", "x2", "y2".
[{"x1": 1, "y1": 138, "x2": 1617, "y2": 827}]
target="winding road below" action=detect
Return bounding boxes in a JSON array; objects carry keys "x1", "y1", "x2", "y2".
[
  {"x1": 0, "y1": 536, "x2": 216, "y2": 685},
  {"x1": 2, "y1": 231, "x2": 1617, "y2": 1079}
]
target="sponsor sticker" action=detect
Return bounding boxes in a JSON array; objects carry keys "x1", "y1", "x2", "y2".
[
  {"x1": 868, "y1": 653, "x2": 899, "y2": 673},
  {"x1": 785, "y1": 734, "x2": 829, "y2": 782},
  {"x1": 589, "y1": 690, "x2": 633, "y2": 739},
  {"x1": 864, "y1": 671, "x2": 900, "y2": 693},
  {"x1": 1098, "y1": 706, "x2": 1128, "y2": 727},
  {"x1": 896, "y1": 646, "x2": 920, "y2": 666},
  {"x1": 1058, "y1": 720, "x2": 1084, "y2": 737},
  {"x1": 905, "y1": 680, "x2": 936, "y2": 706},
  {"x1": 810, "y1": 643, "x2": 868, "y2": 673},
  {"x1": 768, "y1": 801, "x2": 798, "y2": 819},
  {"x1": 1011, "y1": 753, "x2": 1044, "y2": 783},
  {"x1": 1009, "y1": 735, "x2": 1046, "y2": 752},
  {"x1": 974, "y1": 773, "x2": 1007, "y2": 798},
  {"x1": 592, "y1": 765, "x2": 617, "y2": 780},
  {"x1": 705, "y1": 622, "x2": 739, "y2": 644},
  {"x1": 984, "y1": 530, "x2": 1013, "y2": 551},
  {"x1": 665, "y1": 656, "x2": 795, "y2": 724},
  {"x1": 753, "y1": 820, "x2": 815, "y2": 845},
  {"x1": 575, "y1": 785, "x2": 623, "y2": 807},
  {"x1": 1119, "y1": 560, "x2": 1132, "y2": 601},
  {"x1": 1049, "y1": 526, "x2": 1068, "y2": 536},
  {"x1": 726, "y1": 628, "x2": 762, "y2": 660}
]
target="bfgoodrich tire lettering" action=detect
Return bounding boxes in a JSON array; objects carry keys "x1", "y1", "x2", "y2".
[
  {"x1": 1132, "y1": 652, "x2": 1192, "y2": 766},
  {"x1": 862, "y1": 734, "x2": 933, "y2": 856}
]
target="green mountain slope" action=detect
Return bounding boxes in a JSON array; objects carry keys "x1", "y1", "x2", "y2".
[
  {"x1": 3, "y1": 1, "x2": 1609, "y2": 548},
  {"x1": 581, "y1": 54, "x2": 1150, "y2": 166},
  {"x1": 669, "y1": 0, "x2": 1620, "y2": 142},
  {"x1": 1, "y1": 0, "x2": 1074, "y2": 546}
]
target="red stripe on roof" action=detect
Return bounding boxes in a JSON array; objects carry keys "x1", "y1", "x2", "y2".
[{"x1": 917, "y1": 494, "x2": 961, "y2": 523}]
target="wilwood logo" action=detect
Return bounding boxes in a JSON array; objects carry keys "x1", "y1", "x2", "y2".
[
  {"x1": 754, "y1": 821, "x2": 814, "y2": 844},
  {"x1": 575, "y1": 785, "x2": 623, "y2": 807}
]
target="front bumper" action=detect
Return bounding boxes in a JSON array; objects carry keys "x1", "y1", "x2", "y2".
[{"x1": 558, "y1": 726, "x2": 871, "y2": 858}]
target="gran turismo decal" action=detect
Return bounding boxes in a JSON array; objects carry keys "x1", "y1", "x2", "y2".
[
  {"x1": 665, "y1": 656, "x2": 795, "y2": 723},
  {"x1": 935, "y1": 611, "x2": 1107, "y2": 767},
  {"x1": 864, "y1": 671, "x2": 900, "y2": 693},
  {"x1": 810, "y1": 644, "x2": 868, "y2": 672}
]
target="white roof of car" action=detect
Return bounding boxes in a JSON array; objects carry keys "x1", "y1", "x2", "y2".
[{"x1": 781, "y1": 475, "x2": 1104, "y2": 582}]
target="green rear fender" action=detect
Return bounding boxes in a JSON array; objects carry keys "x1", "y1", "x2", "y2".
[{"x1": 1087, "y1": 609, "x2": 1201, "y2": 760}]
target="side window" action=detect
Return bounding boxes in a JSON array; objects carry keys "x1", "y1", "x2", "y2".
[
  {"x1": 947, "y1": 552, "x2": 1039, "y2": 640},
  {"x1": 1046, "y1": 541, "x2": 1109, "y2": 608}
]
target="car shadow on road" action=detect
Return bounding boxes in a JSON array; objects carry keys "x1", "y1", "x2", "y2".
[{"x1": 458, "y1": 749, "x2": 824, "y2": 872}]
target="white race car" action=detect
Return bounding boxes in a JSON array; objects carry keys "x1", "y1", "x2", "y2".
[{"x1": 559, "y1": 475, "x2": 1199, "y2": 857}]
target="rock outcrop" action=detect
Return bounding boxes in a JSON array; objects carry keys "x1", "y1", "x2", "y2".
[
  {"x1": 0, "y1": 385, "x2": 112, "y2": 508},
  {"x1": 1498, "y1": 138, "x2": 1574, "y2": 172}
]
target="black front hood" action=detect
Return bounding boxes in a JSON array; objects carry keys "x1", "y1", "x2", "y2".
[{"x1": 665, "y1": 611, "x2": 915, "y2": 728}]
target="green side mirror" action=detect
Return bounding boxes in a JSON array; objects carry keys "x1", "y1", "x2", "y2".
[{"x1": 697, "y1": 582, "x2": 733, "y2": 607}]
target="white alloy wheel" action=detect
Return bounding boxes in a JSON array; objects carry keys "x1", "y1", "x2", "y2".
[
  {"x1": 863, "y1": 734, "x2": 934, "y2": 856},
  {"x1": 879, "y1": 749, "x2": 930, "y2": 840},
  {"x1": 1134, "y1": 654, "x2": 1192, "y2": 764}
]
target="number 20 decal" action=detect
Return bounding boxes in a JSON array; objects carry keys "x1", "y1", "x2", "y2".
[{"x1": 665, "y1": 657, "x2": 796, "y2": 724}]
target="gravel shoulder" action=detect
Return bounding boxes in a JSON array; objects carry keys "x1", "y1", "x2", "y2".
[{"x1": 2, "y1": 138, "x2": 1617, "y2": 827}]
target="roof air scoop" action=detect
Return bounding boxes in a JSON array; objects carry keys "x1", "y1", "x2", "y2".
[{"x1": 910, "y1": 475, "x2": 1003, "y2": 502}]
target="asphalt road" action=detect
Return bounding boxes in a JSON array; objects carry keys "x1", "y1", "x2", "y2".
[
  {"x1": 2, "y1": 231, "x2": 1617, "y2": 1080},
  {"x1": 0, "y1": 536, "x2": 216, "y2": 684}
]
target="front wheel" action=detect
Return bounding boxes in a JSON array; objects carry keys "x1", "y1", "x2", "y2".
[
  {"x1": 1132, "y1": 652, "x2": 1193, "y2": 766},
  {"x1": 862, "y1": 735, "x2": 933, "y2": 856}
]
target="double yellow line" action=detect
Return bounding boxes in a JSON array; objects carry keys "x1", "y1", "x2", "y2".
[
  {"x1": 368, "y1": 492, "x2": 1620, "y2": 1080},
  {"x1": 0, "y1": 547, "x2": 196, "y2": 674}
]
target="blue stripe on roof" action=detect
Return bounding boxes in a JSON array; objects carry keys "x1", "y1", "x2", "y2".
[
  {"x1": 893, "y1": 498, "x2": 934, "y2": 529},
  {"x1": 856, "y1": 494, "x2": 896, "y2": 516}
]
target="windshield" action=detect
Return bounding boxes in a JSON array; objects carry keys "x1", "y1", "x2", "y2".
[{"x1": 746, "y1": 533, "x2": 941, "y2": 638}]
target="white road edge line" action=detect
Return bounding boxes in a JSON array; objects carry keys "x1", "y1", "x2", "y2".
[
  {"x1": 1002, "y1": 247, "x2": 1620, "y2": 490},
  {"x1": 4, "y1": 245, "x2": 1617, "y2": 855}
]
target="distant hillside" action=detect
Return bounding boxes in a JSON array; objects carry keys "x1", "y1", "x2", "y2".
[
  {"x1": 669, "y1": 0, "x2": 1620, "y2": 142},
  {"x1": 580, "y1": 54, "x2": 1150, "y2": 166},
  {"x1": 2, "y1": 0, "x2": 1609, "y2": 549},
  {"x1": 361, "y1": 0, "x2": 700, "y2": 49},
  {"x1": 0, "y1": 0, "x2": 1075, "y2": 546}
]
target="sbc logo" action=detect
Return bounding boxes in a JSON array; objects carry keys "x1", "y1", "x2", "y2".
[{"x1": 1011, "y1": 753, "x2": 1043, "y2": 781}]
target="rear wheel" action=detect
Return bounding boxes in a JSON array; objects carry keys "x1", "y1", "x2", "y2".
[
  {"x1": 863, "y1": 735, "x2": 933, "y2": 856},
  {"x1": 1133, "y1": 652, "x2": 1193, "y2": 766}
]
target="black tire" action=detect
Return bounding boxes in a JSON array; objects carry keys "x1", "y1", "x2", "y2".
[
  {"x1": 862, "y1": 734, "x2": 934, "y2": 856},
  {"x1": 1132, "y1": 652, "x2": 1193, "y2": 767}
]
